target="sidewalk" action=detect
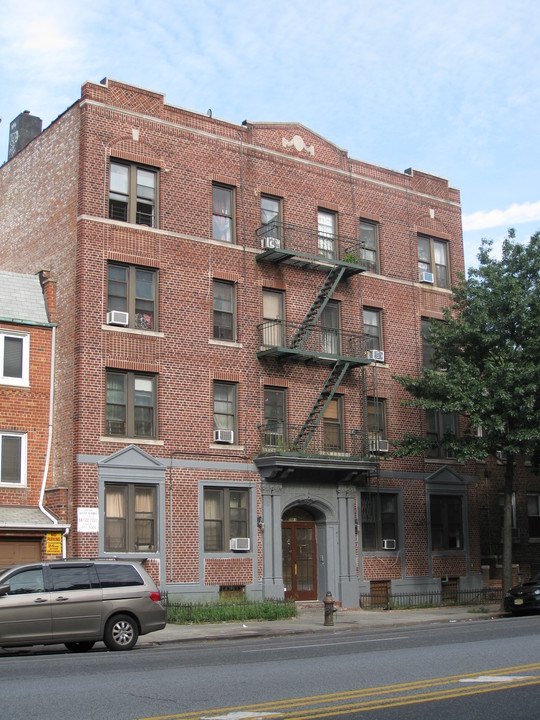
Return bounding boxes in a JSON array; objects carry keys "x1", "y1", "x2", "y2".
[{"x1": 138, "y1": 604, "x2": 505, "y2": 647}]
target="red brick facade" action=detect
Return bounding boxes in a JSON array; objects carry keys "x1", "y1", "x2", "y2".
[{"x1": 2, "y1": 78, "x2": 523, "y2": 602}]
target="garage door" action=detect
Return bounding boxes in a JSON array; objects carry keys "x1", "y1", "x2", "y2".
[{"x1": 0, "y1": 540, "x2": 42, "y2": 566}]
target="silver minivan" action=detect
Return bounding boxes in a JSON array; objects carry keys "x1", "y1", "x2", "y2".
[{"x1": 0, "y1": 559, "x2": 166, "y2": 651}]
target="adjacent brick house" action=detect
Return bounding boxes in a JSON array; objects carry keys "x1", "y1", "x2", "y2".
[
  {"x1": 0, "y1": 269, "x2": 69, "y2": 564},
  {"x1": 0, "y1": 78, "x2": 491, "y2": 602}
]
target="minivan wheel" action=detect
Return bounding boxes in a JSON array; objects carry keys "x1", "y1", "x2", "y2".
[
  {"x1": 65, "y1": 641, "x2": 95, "y2": 653},
  {"x1": 104, "y1": 614, "x2": 139, "y2": 651}
]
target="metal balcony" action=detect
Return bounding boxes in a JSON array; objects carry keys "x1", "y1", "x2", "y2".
[
  {"x1": 256, "y1": 321, "x2": 368, "y2": 366},
  {"x1": 256, "y1": 221, "x2": 367, "y2": 277}
]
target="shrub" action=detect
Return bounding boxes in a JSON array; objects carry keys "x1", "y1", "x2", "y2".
[{"x1": 167, "y1": 599, "x2": 297, "y2": 625}]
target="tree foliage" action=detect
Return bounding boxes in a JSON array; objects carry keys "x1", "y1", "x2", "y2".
[{"x1": 393, "y1": 230, "x2": 540, "y2": 594}]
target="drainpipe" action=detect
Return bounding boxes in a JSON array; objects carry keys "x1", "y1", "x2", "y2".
[{"x1": 38, "y1": 324, "x2": 69, "y2": 556}]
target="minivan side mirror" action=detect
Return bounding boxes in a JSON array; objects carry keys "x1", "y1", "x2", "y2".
[{"x1": 0, "y1": 584, "x2": 9, "y2": 597}]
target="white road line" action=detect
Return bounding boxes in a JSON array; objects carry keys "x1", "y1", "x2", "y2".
[{"x1": 241, "y1": 636, "x2": 409, "y2": 652}]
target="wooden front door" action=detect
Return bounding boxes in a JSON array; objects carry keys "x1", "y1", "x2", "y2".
[{"x1": 282, "y1": 521, "x2": 317, "y2": 600}]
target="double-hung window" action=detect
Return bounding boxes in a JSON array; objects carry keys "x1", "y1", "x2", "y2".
[
  {"x1": 263, "y1": 387, "x2": 287, "y2": 447},
  {"x1": 107, "y1": 263, "x2": 157, "y2": 330},
  {"x1": 0, "y1": 332, "x2": 29, "y2": 386},
  {"x1": 261, "y1": 195, "x2": 282, "y2": 247},
  {"x1": 360, "y1": 220, "x2": 379, "y2": 273},
  {"x1": 204, "y1": 487, "x2": 249, "y2": 552},
  {"x1": 318, "y1": 209, "x2": 337, "y2": 259},
  {"x1": 104, "y1": 483, "x2": 157, "y2": 552},
  {"x1": 0, "y1": 432, "x2": 27, "y2": 485},
  {"x1": 426, "y1": 410, "x2": 458, "y2": 458},
  {"x1": 105, "y1": 371, "x2": 157, "y2": 439},
  {"x1": 213, "y1": 381, "x2": 237, "y2": 444},
  {"x1": 213, "y1": 280, "x2": 236, "y2": 341},
  {"x1": 262, "y1": 289, "x2": 284, "y2": 347},
  {"x1": 430, "y1": 494, "x2": 463, "y2": 550},
  {"x1": 361, "y1": 492, "x2": 398, "y2": 551},
  {"x1": 109, "y1": 161, "x2": 158, "y2": 227},
  {"x1": 527, "y1": 494, "x2": 540, "y2": 540},
  {"x1": 323, "y1": 397, "x2": 343, "y2": 452},
  {"x1": 320, "y1": 301, "x2": 341, "y2": 355},
  {"x1": 367, "y1": 398, "x2": 387, "y2": 451},
  {"x1": 212, "y1": 184, "x2": 235, "y2": 243},
  {"x1": 418, "y1": 235, "x2": 449, "y2": 288},
  {"x1": 363, "y1": 308, "x2": 382, "y2": 351}
]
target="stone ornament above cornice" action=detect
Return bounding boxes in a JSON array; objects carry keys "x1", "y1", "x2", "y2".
[{"x1": 282, "y1": 134, "x2": 315, "y2": 156}]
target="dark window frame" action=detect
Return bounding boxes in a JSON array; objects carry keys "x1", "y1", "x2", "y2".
[
  {"x1": 360, "y1": 219, "x2": 380, "y2": 273},
  {"x1": 109, "y1": 160, "x2": 158, "y2": 228},
  {"x1": 263, "y1": 387, "x2": 287, "y2": 446},
  {"x1": 364, "y1": 308, "x2": 383, "y2": 351},
  {"x1": 323, "y1": 396, "x2": 344, "y2": 452},
  {"x1": 425, "y1": 410, "x2": 459, "y2": 459},
  {"x1": 212, "y1": 279, "x2": 236, "y2": 341},
  {"x1": 261, "y1": 194, "x2": 283, "y2": 243},
  {"x1": 104, "y1": 482, "x2": 158, "y2": 553},
  {"x1": 429, "y1": 494, "x2": 463, "y2": 551},
  {"x1": 107, "y1": 263, "x2": 158, "y2": 331},
  {"x1": 212, "y1": 183, "x2": 236, "y2": 243},
  {"x1": 361, "y1": 492, "x2": 398, "y2": 551},
  {"x1": 105, "y1": 370, "x2": 157, "y2": 439},
  {"x1": 203, "y1": 486, "x2": 250, "y2": 552},
  {"x1": 213, "y1": 381, "x2": 238, "y2": 440}
]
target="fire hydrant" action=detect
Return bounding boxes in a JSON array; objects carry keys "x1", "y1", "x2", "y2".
[{"x1": 323, "y1": 591, "x2": 337, "y2": 626}]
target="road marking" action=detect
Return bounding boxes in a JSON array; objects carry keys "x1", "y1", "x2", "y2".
[
  {"x1": 201, "y1": 713, "x2": 282, "y2": 719},
  {"x1": 460, "y1": 675, "x2": 535, "y2": 683},
  {"x1": 241, "y1": 636, "x2": 408, "y2": 652}
]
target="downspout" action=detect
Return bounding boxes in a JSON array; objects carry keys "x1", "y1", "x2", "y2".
[{"x1": 38, "y1": 325, "x2": 69, "y2": 556}]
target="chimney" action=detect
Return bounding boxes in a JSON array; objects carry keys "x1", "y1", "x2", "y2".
[
  {"x1": 38, "y1": 269, "x2": 57, "y2": 323},
  {"x1": 8, "y1": 111, "x2": 42, "y2": 160}
]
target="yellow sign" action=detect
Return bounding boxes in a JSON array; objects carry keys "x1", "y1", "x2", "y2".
[{"x1": 46, "y1": 532, "x2": 62, "y2": 555}]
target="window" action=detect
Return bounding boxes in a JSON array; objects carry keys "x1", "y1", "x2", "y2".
[
  {"x1": 0, "y1": 332, "x2": 29, "y2": 386},
  {"x1": 204, "y1": 487, "x2": 249, "y2": 551},
  {"x1": 212, "y1": 184, "x2": 235, "y2": 243},
  {"x1": 363, "y1": 308, "x2": 382, "y2": 351},
  {"x1": 367, "y1": 398, "x2": 386, "y2": 448},
  {"x1": 361, "y1": 492, "x2": 398, "y2": 551},
  {"x1": 320, "y1": 301, "x2": 341, "y2": 355},
  {"x1": 0, "y1": 432, "x2": 27, "y2": 485},
  {"x1": 323, "y1": 397, "x2": 343, "y2": 451},
  {"x1": 527, "y1": 494, "x2": 540, "y2": 539},
  {"x1": 109, "y1": 161, "x2": 157, "y2": 227},
  {"x1": 418, "y1": 235, "x2": 449, "y2": 288},
  {"x1": 264, "y1": 387, "x2": 287, "y2": 446},
  {"x1": 213, "y1": 381, "x2": 237, "y2": 441},
  {"x1": 3, "y1": 567, "x2": 45, "y2": 595},
  {"x1": 360, "y1": 220, "x2": 379, "y2": 273},
  {"x1": 107, "y1": 264, "x2": 157, "y2": 330},
  {"x1": 318, "y1": 209, "x2": 337, "y2": 259},
  {"x1": 213, "y1": 280, "x2": 236, "y2": 341},
  {"x1": 426, "y1": 410, "x2": 458, "y2": 458},
  {"x1": 262, "y1": 289, "x2": 284, "y2": 347},
  {"x1": 50, "y1": 566, "x2": 94, "y2": 591},
  {"x1": 421, "y1": 318, "x2": 436, "y2": 368},
  {"x1": 105, "y1": 483, "x2": 157, "y2": 552},
  {"x1": 105, "y1": 371, "x2": 157, "y2": 438},
  {"x1": 430, "y1": 494, "x2": 463, "y2": 550},
  {"x1": 261, "y1": 195, "x2": 282, "y2": 246}
]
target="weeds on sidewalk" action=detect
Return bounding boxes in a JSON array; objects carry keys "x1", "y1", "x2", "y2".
[{"x1": 167, "y1": 600, "x2": 297, "y2": 625}]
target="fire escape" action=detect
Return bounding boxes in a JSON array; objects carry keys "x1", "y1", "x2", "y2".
[{"x1": 254, "y1": 221, "x2": 378, "y2": 483}]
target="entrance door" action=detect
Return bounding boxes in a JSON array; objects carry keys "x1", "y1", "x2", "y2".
[{"x1": 282, "y1": 521, "x2": 317, "y2": 600}]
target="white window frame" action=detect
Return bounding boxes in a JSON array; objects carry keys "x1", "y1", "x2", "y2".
[
  {"x1": 0, "y1": 331, "x2": 30, "y2": 387},
  {"x1": 0, "y1": 431, "x2": 27, "y2": 486}
]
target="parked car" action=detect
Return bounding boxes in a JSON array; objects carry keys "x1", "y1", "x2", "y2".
[
  {"x1": 0, "y1": 559, "x2": 166, "y2": 651},
  {"x1": 504, "y1": 573, "x2": 540, "y2": 614}
]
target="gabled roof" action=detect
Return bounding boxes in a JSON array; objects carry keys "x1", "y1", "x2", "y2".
[{"x1": 0, "y1": 270, "x2": 49, "y2": 325}]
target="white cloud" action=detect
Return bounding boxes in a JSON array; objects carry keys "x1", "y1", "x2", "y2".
[{"x1": 462, "y1": 200, "x2": 540, "y2": 231}]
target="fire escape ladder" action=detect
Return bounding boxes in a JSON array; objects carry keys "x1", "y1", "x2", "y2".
[
  {"x1": 289, "y1": 265, "x2": 346, "y2": 350},
  {"x1": 292, "y1": 360, "x2": 350, "y2": 451}
]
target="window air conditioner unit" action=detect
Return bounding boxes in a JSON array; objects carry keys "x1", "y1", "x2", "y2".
[
  {"x1": 420, "y1": 271, "x2": 434, "y2": 284},
  {"x1": 107, "y1": 310, "x2": 129, "y2": 326},
  {"x1": 230, "y1": 537, "x2": 250, "y2": 551},
  {"x1": 369, "y1": 439, "x2": 390, "y2": 453},
  {"x1": 382, "y1": 539, "x2": 396, "y2": 550},
  {"x1": 366, "y1": 349, "x2": 385, "y2": 363},
  {"x1": 261, "y1": 236, "x2": 281, "y2": 250},
  {"x1": 214, "y1": 429, "x2": 234, "y2": 444}
]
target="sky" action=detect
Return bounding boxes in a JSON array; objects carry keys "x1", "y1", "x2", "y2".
[{"x1": 1, "y1": 0, "x2": 539, "y2": 273}]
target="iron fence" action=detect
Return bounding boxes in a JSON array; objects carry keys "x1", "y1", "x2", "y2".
[{"x1": 359, "y1": 587, "x2": 503, "y2": 610}]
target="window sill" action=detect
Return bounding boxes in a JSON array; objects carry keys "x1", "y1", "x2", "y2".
[
  {"x1": 210, "y1": 443, "x2": 244, "y2": 451},
  {"x1": 0, "y1": 378, "x2": 30, "y2": 388},
  {"x1": 209, "y1": 339, "x2": 243, "y2": 348},
  {"x1": 100, "y1": 436, "x2": 164, "y2": 446},
  {"x1": 102, "y1": 324, "x2": 164, "y2": 338},
  {"x1": 0, "y1": 481, "x2": 26, "y2": 488}
]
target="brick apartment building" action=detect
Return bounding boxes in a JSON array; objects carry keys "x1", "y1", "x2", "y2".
[
  {"x1": 0, "y1": 269, "x2": 69, "y2": 565},
  {"x1": 0, "y1": 78, "x2": 490, "y2": 603}
]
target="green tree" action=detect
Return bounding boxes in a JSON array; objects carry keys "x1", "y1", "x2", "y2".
[{"x1": 393, "y1": 230, "x2": 540, "y2": 596}]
